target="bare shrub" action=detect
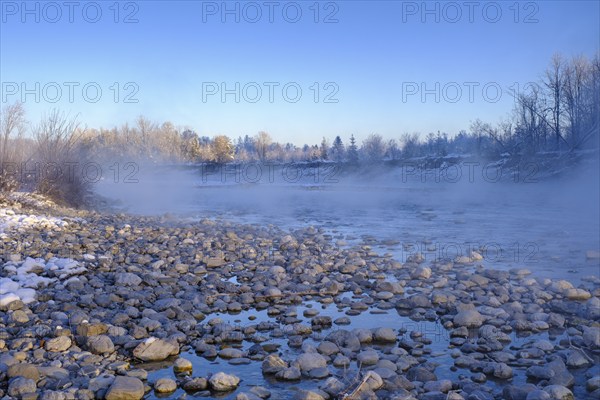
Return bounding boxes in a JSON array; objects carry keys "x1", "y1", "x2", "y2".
[{"x1": 33, "y1": 109, "x2": 91, "y2": 207}]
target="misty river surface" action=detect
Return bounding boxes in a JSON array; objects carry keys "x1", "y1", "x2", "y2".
[{"x1": 97, "y1": 163, "x2": 600, "y2": 283}]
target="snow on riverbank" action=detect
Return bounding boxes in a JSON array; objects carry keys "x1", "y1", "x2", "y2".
[
  {"x1": 0, "y1": 257, "x2": 87, "y2": 306},
  {"x1": 0, "y1": 208, "x2": 70, "y2": 237},
  {"x1": 1, "y1": 196, "x2": 88, "y2": 306}
]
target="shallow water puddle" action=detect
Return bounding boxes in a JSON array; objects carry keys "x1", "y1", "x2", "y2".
[{"x1": 145, "y1": 298, "x2": 590, "y2": 399}]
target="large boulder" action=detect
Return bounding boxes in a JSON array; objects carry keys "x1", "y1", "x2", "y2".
[{"x1": 133, "y1": 337, "x2": 179, "y2": 361}]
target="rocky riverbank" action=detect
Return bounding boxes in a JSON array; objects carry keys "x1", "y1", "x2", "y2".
[{"x1": 0, "y1": 193, "x2": 599, "y2": 400}]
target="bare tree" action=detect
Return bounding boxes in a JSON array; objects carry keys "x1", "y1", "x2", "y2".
[
  {"x1": 544, "y1": 54, "x2": 567, "y2": 150},
  {"x1": 136, "y1": 115, "x2": 156, "y2": 156},
  {"x1": 35, "y1": 109, "x2": 82, "y2": 163},
  {"x1": 33, "y1": 110, "x2": 89, "y2": 206},
  {"x1": 0, "y1": 102, "x2": 27, "y2": 191},
  {"x1": 562, "y1": 55, "x2": 588, "y2": 147}
]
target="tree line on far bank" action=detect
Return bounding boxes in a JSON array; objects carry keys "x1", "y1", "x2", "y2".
[{"x1": 1, "y1": 53, "x2": 598, "y2": 206}]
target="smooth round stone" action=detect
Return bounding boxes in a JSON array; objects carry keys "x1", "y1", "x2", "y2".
[
  {"x1": 209, "y1": 372, "x2": 240, "y2": 392},
  {"x1": 173, "y1": 357, "x2": 193, "y2": 373},
  {"x1": 308, "y1": 367, "x2": 330, "y2": 379},
  {"x1": 357, "y1": 350, "x2": 379, "y2": 366},
  {"x1": 154, "y1": 378, "x2": 177, "y2": 393},
  {"x1": 333, "y1": 355, "x2": 350, "y2": 367},
  {"x1": 219, "y1": 348, "x2": 244, "y2": 359},
  {"x1": 376, "y1": 291, "x2": 394, "y2": 300},
  {"x1": 303, "y1": 309, "x2": 319, "y2": 317}
]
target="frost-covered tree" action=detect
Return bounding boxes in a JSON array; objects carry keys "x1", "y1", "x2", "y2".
[
  {"x1": 320, "y1": 137, "x2": 329, "y2": 160},
  {"x1": 212, "y1": 135, "x2": 234, "y2": 163},
  {"x1": 361, "y1": 133, "x2": 386, "y2": 162},
  {"x1": 255, "y1": 131, "x2": 272, "y2": 161},
  {"x1": 347, "y1": 134, "x2": 359, "y2": 164},
  {"x1": 331, "y1": 135, "x2": 345, "y2": 162},
  {"x1": 180, "y1": 129, "x2": 201, "y2": 161}
]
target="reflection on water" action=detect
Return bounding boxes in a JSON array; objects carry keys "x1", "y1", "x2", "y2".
[{"x1": 145, "y1": 293, "x2": 582, "y2": 399}]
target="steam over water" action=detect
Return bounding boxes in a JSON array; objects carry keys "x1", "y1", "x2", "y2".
[{"x1": 97, "y1": 161, "x2": 600, "y2": 283}]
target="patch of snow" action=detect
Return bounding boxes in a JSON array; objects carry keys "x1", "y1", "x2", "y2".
[
  {"x1": 46, "y1": 257, "x2": 87, "y2": 279},
  {"x1": 0, "y1": 293, "x2": 20, "y2": 307},
  {"x1": 16, "y1": 288, "x2": 37, "y2": 304},
  {"x1": 13, "y1": 272, "x2": 54, "y2": 289},
  {"x1": 0, "y1": 278, "x2": 19, "y2": 295},
  {"x1": 19, "y1": 257, "x2": 45, "y2": 273},
  {"x1": 0, "y1": 207, "x2": 69, "y2": 235},
  {"x1": 1, "y1": 256, "x2": 87, "y2": 307}
]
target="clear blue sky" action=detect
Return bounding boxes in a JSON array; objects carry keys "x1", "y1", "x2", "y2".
[{"x1": 1, "y1": 0, "x2": 599, "y2": 145}]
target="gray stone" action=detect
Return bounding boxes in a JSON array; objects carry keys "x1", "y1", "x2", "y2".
[
  {"x1": 132, "y1": 337, "x2": 178, "y2": 361},
  {"x1": 182, "y1": 377, "x2": 208, "y2": 392},
  {"x1": 527, "y1": 365, "x2": 555, "y2": 380},
  {"x1": 44, "y1": 336, "x2": 72, "y2": 352},
  {"x1": 154, "y1": 378, "x2": 177, "y2": 393},
  {"x1": 317, "y1": 341, "x2": 339, "y2": 356},
  {"x1": 86, "y1": 335, "x2": 114, "y2": 354},
  {"x1": 8, "y1": 363, "x2": 40, "y2": 381},
  {"x1": 8, "y1": 377, "x2": 37, "y2": 397},
  {"x1": 453, "y1": 310, "x2": 484, "y2": 328},
  {"x1": 406, "y1": 366, "x2": 437, "y2": 382},
  {"x1": 543, "y1": 385, "x2": 574, "y2": 400},
  {"x1": 503, "y1": 384, "x2": 537, "y2": 400},
  {"x1": 89, "y1": 375, "x2": 116, "y2": 392},
  {"x1": 526, "y1": 390, "x2": 551, "y2": 400},
  {"x1": 219, "y1": 348, "x2": 244, "y2": 359},
  {"x1": 115, "y1": 273, "x2": 142, "y2": 287},
  {"x1": 262, "y1": 355, "x2": 288, "y2": 374},
  {"x1": 493, "y1": 362, "x2": 513, "y2": 379},
  {"x1": 296, "y1": 352, "x2": 327, "y2": 372},
  {"x1": 320, "y1": 377, "x2": 345, "y2": 395},
  {"x1": 411, "y1": 266, "x2": 431, "y2": 279},
  {"x1": 209, "y1": 372, "x2": 240, "y2": 391},
  {"x1": 173, "y1": 357, "x2": 193, "y2": 373},
  {"x1": 363, "y1": 371, "x2": 384, "y2": 390},
  {"x1": 40, "y1": 391, "x2": 67, "y2": 400},
  {"x1": 424, "y1": 379, "x2": 453, "y2": 393},
  {"x1": 105, "y1": 376, "x2": 144, "y2": 400},
  {"x1": 583, "y1": 327, "x2": 600, "y2": 349},
  {"x1": 276, "y1": 366, "x2": 301, "y2": 381},
  {"x1": 293, "y1": 390, "x2": 326, "y2": 400},
  {"x1": 373, "y1": 327, "x2": 397, "y2": 343},
  {"x1": 357, "y1": 349, "x2": 379, "y2": 366},
  {"x1": 587, "y1": 376, "x2": 600, "y2": 392}
]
